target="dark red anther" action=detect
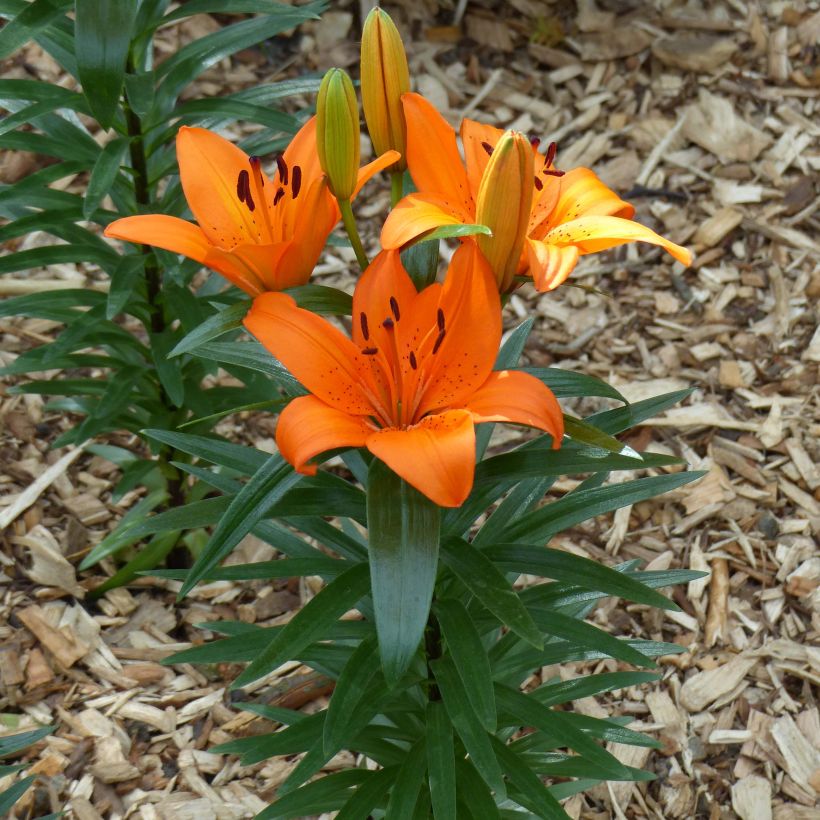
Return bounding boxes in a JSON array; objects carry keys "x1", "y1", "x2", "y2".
[
  {"x1": 273, "y1": 187, "x2": 285, "y2": 206},
  {"x1": 436, "y1": 308, "x2": 445, "y2": 331},
  {"x1": 543, "y1": 168, "x2": 565, "y2": 178},
  {"x1": 529, "y1": 135, "x2": 541, "y2": 148},
  {"x1": 534, "y1": 176, "x2": 543, "y2": 191},
  {"x1": 275, "y1": 155, "x2": 288, "y2": 185},
  {"x1": 481, "y1": 141, "x2": 493, "y2": 156},
  {"x1": 291, "y1": 166, "x2": 302, "y2": 198},
  {"x1": 432, "y1": 329, "x2": 446, "y2": 354},
  {"x1": 383, "y1": 317, "x2": 394, "y2": 330},
  {"x1": 362, "y1": 346, "x2": 378, "y2": 355},
  {"x1": 360, "y1": 312, "x2": 370, "y2": 340},
  {"x1": 409, "y1": 351, "x2": 417, "y2": 370},
  {"x1": 545, "y1": 141, "x2": 557, "y2": 167},
  {"x1": 389, "y1": 296, "x2": 400, "y2": 321},
  {"x1": 236, "y1": 169, "x2": 255, "y2": 211}
]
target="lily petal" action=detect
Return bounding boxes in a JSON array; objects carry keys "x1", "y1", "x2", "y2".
[
  {"x1": 277, "y1": 395, "x2": 372, "y2": 474},
  {"x1": 352, "y1": 250, "x2": 418, "y2": 350},
  {"x1": 544, "y1": 214, "x2": 693, "y2": 266},
  {"x1": 277, "y1": 176, "x2": 339, "y2": 288},
  {"x1": 353, "y1": 149, "x2": 403, "y2": 197},
  {"x1": 526, "y1": 239, "x2": 581, "y2": 292},
  {"x1": 460, "y1": 118, "x2": 504, "y2": 202},
  {"x1": 402, "y1": 92, "x2": 473, "y2": 213},
  {"x1": 104, "y1": 214, "x2": 267, "y2": 295},
  {"x1": 549, "y1": 168, "x2": 635, "y2": 226},
  {"x1": 367, "y1": 409, "x2": 475, "y2": 507},
  {"x1": 244, "y1": 292, "x2": 374, "y2": 415},
  {"x1": 176, "y1": 126, "x2": 263, "y2": 249},
  {"x1": 417, "y1": 243, "x2": 501, "y2": 414},
  {"x1": 465, "y1": 370, "x2": 564, "y2": 446},
  {"x1": 381, "y1": 192, "x2": 473, "y2": 249}
]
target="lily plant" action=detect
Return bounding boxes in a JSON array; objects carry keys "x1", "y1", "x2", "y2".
[{"x1": 94, "y1": 7, "x2": 704, "y2": 819}]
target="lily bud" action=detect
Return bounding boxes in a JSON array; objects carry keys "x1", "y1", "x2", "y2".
[
  {"x1": 316, "y1": 68, "x2": 360, "y2": 200},
  {"x1": 474, "y1": 131, "x2": 534, "y2": 292},
  {"x1": 361, "y1": 7, "x2": 409, "y2": 171}
]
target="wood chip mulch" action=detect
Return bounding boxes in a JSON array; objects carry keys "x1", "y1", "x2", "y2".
[{"x1": 1, "y1": 1, "x2": 818, "y2": 818}]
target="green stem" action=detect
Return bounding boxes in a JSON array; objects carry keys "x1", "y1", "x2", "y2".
[
  {"x1": 339, "y1": 198, "x2": 369, "y2": 271},
  {"x1": 390, "y1": 171, "x2": 403, "y2": 208},
  {"x1": 425, "y1": 609, "x2": 442, "y2": 702},
  {"x1": 123, "y1": 58, "x2": 184, "y2": 513}
]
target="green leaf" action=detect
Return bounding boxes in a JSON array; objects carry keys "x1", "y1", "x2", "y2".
[
  {"x1": 124, "y1": 69, "x2": 154, "y2": 117},
  {"x1": 232, "y1": 563, "x2": 370, "y2": 688},
  {"x1": 441, "y1": 538, "x2": 541, "y2": 650},
  {"x1": 180, "y1": 456, "x2": 300, "y2": 596},
  {"x1": 489, "y1": 739, "x2": 568, "y2": 819},
  {"x1": 149, "y1": 556, "x2": 347, "y2": 583},
  {"x1": 533, "y1": 671, "x2": 659, "y2": 707},
  {"x1": 454, "y1": 758, "x2": 501, "y2": 819},
  {"x1": 506, "y1": 471, "x2": 705, "y2": 544},
  {"x1": 84, "y1": 136, "x2": 129, "y2": 219},
  {"x1": 518, "y1": 367, "x2": 627, "y2": 402},
  {"x1": 80, "y1": 488, "x2": 168, "y2": 569},
  {"x1": 435, "y1": 599, "x2": 496, "y2": 731},
  {"x1": 168, "y1": 300, "x2": 249, "y2": 357},
  {"x1": 335, "y1": 768, "x2": 396, "y2": 820},
  {"x1": 322, "y1": 638, "x2": 381, "y2": 755},
  {"x1": 254, "y1": 769, "x2": 369, "y2": 819},
  {"x1": 432, "y1": 656, "x2": 505, "y2": 800},
  {"x1": 191, "y1": 341, "x2": 305, "y2": 395},
  {"x1": 588, "y1": 389, "x2": 694, "y2": 436},
  {"x1": 401, "y1": 236, "x2": 439, "y2": 291},
  {"x1": 367, "y1": 459, "x2": 441, "y2": 685},
  {"x1": 88, "y1": 530, "x2": 178, "y2": 598},
  {"x1": 385, "y1": 739, "x2": 427, "y2": 820},
  {"x1": 106, "y1": 253, "x2": 144, "y2": 319},
  {"x1": 0, "y1": 725, "x2": 53, "y2": 757},
  {"x1": 142, "y1": 428, "x2": 267, "y2": 473},
  {"x1": 0, "y1": 244, "x2": 115, "y2": 274},
  {"x1": 426, "y1": 702, "x2": 456, "y2": 820},
  {"x1": 0, "y1": 0, "x2": 71, "y2": 61},
  {"x1": 0, "y1": 774, "x2": 36, "y2": 815},
  {"x1": 423, "y1": 223, "x2": 491, "y2": 241},
  {"x1": 563, "y1": 414, "x2": 640, "y2": 457},
  {"x1": 494, "y1": 684, "x2": 630, "y2": 778},
  {"x1": 284, "y1": 284, "x2": 352, "y2": 315},
  {"x1": 155, "y1": 5, "x2": 325, "y2": 107},
  {"x1": 529, "y1": 610, "x2": 656, "y2": 669},
  {"x1": 150, "y1": 329, "x2": 185, "y2": 407},
  {"x1": 0, "y1": 287, "x2": 105, "y2": 318},
  {"x1": 485, "y1": 544, "x2": 679, "y2": 610},
  {"x1": 74, "y1": 0, "x2": 136, "y2": 128}
]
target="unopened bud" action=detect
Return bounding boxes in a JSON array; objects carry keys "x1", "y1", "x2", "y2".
[
  {"x1": 316, "y1": 68, "x2": 360, "y2": 200},
  {"x1": 475, "y1": 132, "x2": 534, "y2": 292},
  {"x1": 361, "y1": 8, "x2": 409, "y2": 171}
]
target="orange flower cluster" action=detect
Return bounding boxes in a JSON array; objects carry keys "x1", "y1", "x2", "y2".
[{"x1": 105, "y1": 8, "x2": 692, "y2": 508}]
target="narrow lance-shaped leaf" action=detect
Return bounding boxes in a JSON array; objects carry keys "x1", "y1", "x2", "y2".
[
  {"x1": 367, "y1": 458, "x2": 440, "y2": 685},
  {"x1": 426, "y1": 701, "x2": 456, "y2": 820},
  {"x1": 74, "y1": 0, "x2": 136, "y2": 128}
]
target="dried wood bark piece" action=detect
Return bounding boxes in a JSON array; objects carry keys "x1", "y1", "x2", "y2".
[{"x1": 680, "y1": 655, "x2": 756, "y2": 712}]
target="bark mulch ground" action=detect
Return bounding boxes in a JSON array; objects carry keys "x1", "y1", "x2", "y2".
[{"x1": 1, "y1": 1, "x2": 818, "y2": 818}]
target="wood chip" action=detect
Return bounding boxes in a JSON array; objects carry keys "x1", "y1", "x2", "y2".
[
  {"x1": 18, "y1": 605, "x2": 90, "y2": 668},
  {"x1": 732, "y1": 774, "x2": 773, "y2": 820},
  {"x1": 652, "y1": 33, "x2": 737, "y2": 72},
  {"x1": 680, "y1": 655, "x2": 756, "y2": 712}
]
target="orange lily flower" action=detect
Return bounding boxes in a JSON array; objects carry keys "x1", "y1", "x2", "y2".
[
  {"x1": 105, "y1": 119, "x2": 399, "y2": 296},
  {"x1": 244, "y1": 245, "x2": 564, "y2": 507},
  {"x1": 381, "y1": 93, "x2": 692, "y2": 292}
]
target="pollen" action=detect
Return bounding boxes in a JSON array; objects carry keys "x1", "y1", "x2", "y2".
[
  {"x1": 292, "y1": 166, "x2": 302, "y2": 198},
  {"x1": 276, "y1": 155, "x2": 288, "y2": 185},
  {"x1": 389, "y1": 296, "x2": 400, "y2": 321},
  {"x1": 360, "y1": 312, "x2": 370, "y2": 340}
]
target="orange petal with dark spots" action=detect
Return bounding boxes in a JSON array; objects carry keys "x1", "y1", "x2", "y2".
[
  {"x1": 416, "y1": 243, "x2": 501, "y2": 415},
  {"x1": 465, "y1": 370, "x2": 564, "y2": 446},
  {"x1": 549, "y1": 167, "x2": 634, "y2": 226},
  {"x1": 460, "y1": 117, "x2": 504, "y2": 201},
  {"x1": 244, "y1": 292, "x2": 374, "y2": 415},
  {"x1": 543, "y1": 215, "x2": 693, "y2": 266},
  {"x1": 177, "y1": 126, "x2": 266, "y2": 248},
  {"x1": 366, "y1": 409, "x2": 475, "y2": 507},
  {"x1": 104, "y1": 214, "x2": 267, "y2": 296},
  {"x1": 276, "y1": 395, "x2": 372, "y2": 474}
]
